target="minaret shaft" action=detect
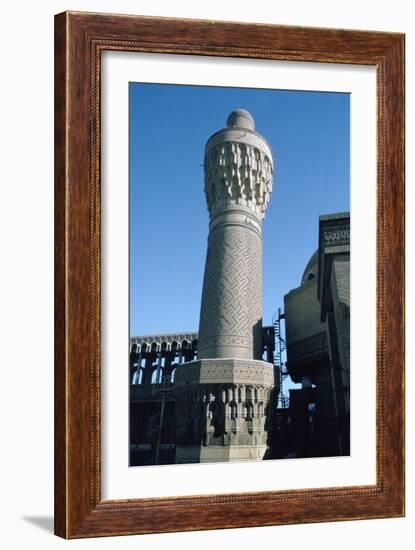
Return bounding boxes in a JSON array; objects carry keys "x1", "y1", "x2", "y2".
[
  {"x1": 197, "y1": 111, "x2": 273, "y2": 361},
  {"x1": 198, "y1": 208, "x2": 263, "y2": 360}
]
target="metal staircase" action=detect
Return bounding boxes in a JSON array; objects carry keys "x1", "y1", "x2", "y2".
[{"x1": 273, "y1": 308, "x2": 290, "y2": 408}]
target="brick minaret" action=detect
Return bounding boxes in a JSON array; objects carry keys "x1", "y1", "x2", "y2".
[{"x1": 174, "y1": 110, "x2": 276, "y2": 463}]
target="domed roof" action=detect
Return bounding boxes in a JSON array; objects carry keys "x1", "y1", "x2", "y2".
[
  {"x1": 301, "y1": 250, "x2": 319, "y2": 285},
  {"x1": 226, "y1": 109, "x2": 255, "y2": 130}
]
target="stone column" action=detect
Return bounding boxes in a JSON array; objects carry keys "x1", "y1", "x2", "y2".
[{"x1": 174, "y1": 110, "x2": 275, "y2": 464}]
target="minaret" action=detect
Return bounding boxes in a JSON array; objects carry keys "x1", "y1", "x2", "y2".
[
  {"x1": 174, "y1": 109, "x2": 276, "y2": 464},
  {"x1": 198, "y1": 109, "x2": 273, "y2": 361}
]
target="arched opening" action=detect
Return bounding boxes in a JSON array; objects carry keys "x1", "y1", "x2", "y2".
[
  {"x1": 132, "y1": 368, "x2": 143, "y2": 385},
  {"x1": 171, "y1": 341, "x2": 180, "y2": 364},
  {"x1": 192, "y1": 339, "x2": 198, "y2": 360},
  {"x1": 151, "y1": 368, "x2": 162, "y2": 384}
]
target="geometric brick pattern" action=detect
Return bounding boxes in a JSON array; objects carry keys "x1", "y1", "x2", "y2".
[
  {"x1": 198, "y1": 225, "x2": 263, "y2": 360},
  {"x1": 174, "y1": 358, "x2": 275, "y2": 386}
]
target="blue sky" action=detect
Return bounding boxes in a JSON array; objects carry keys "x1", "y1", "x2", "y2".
[{"x1": 129, "y1": 83, "x2": 349, "y2": 337}]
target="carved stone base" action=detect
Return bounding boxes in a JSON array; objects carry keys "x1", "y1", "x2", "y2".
[{"x1": 173, "y1": 359, "x2": 276, "y2": 464}]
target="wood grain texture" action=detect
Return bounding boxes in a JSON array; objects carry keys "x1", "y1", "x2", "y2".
[{"x1": 54, "y1": 11, "x2": 405, "y2": 539}]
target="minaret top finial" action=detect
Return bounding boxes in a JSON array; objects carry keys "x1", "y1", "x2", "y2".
[{"x1": 226, "y1": 109, "x2": 255, "y2": 131}]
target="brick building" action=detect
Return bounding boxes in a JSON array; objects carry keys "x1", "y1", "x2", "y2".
[{"x1": 282, "y1": 212, "x2": 350, "y2": 457}]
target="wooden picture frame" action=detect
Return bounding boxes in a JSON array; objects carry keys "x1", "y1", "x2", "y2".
[{"x1": 54, "y1": 11, "x2": 405, "y2": 538}]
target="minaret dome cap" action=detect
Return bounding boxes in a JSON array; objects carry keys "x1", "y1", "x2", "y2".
[{"x1": 226, "y1": 109, "x2": 255, "y2": 130}]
